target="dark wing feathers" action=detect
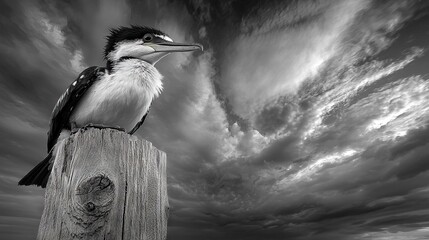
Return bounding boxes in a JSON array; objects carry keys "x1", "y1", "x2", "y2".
[{"x1": 47, "y1": 66, "x2": 104, "y2": 152}]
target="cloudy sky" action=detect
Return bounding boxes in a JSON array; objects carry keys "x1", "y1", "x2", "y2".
[{"x1": 1, "y1": 0, "x2": 429, "y2": 239}]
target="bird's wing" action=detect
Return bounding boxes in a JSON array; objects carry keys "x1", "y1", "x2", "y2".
[
  {"x1": 128, "y1": 105, "x2": 151, "y2": 135},
  {"x1": 47, "y1": 66, "x2": 105, "y2": 152}
]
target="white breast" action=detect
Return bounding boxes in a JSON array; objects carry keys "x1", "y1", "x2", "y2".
[{"x1": 70, "y1": 60, "x2": 163, "y2": 132}]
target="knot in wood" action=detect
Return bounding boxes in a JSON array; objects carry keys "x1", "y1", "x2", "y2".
[
  {"x1": 75, "y1": 175, "x2": 115, "y2": 215},
  {"x1": 85, "y1": 202, "x2": 95, "y2": 212}
]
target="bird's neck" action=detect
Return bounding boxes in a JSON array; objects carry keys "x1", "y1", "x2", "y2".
[{"x1": 108, "y1": 58, "x2": 163, "y2": 98}]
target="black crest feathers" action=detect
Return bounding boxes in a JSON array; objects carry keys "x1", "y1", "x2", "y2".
[{"x1": 104, "y1": 25, "x2": 166, "y2": 59}]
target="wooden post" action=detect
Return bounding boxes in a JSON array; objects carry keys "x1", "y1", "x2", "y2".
[{"x1": 37, "y1": 128, "x2": 169, "y2": 240}]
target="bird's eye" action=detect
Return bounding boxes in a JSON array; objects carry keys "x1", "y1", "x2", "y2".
[{"x1": 143, "y1": 34, "x2": 153, "y2": 42}]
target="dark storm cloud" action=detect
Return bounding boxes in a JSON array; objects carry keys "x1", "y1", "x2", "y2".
[
  {"x1": 38, "y1": 0, "x2": 130, "y2": 66},
  {"x1": 162, "y1": 1, "x2": 429, "y2": 239},
  {"x1": 0, "y1": 2, "x2": 75, "y2": 116},
  {"x1": 2, "y1": 0, "x2": 429, "y2": 240},
  {"x1": 386, "y1": 124, "x2": 429, "y2": 180},
  {"x1": 0, "y1": 1, "x2": 81, "y2": 239},
  {"x1": 254, "y1": 100, "x2": 296, "y2": 135}
]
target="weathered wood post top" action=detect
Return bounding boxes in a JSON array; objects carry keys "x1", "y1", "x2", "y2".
[{"x1": 37, "y1": 128, "x2": 169, "y2": 240}]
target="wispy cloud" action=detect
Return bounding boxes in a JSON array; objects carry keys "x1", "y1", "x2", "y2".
[{"x1": 220, "y1": 0, "x2": 369, "y2": 118}]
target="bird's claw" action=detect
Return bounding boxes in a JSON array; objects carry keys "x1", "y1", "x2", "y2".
[
  {"x1": 71, "y1": 128, "x2": 80, "y2": 134},
  {"x1": 70, "y1": 122, "x2": 80, "y2": 134}
]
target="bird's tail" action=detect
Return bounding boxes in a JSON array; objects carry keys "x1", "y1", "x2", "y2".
[{"x1": 18, "y1": 151, "x2": 52, "y2": 188}]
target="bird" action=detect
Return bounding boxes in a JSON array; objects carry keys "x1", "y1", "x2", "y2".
[{"x1": 18, "y1": 25, "x2": 202, "y2": 188}]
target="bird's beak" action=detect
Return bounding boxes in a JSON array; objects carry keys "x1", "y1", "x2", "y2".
[{"x1": 150, "y1": 42, "x2": 203, "y2": 53}]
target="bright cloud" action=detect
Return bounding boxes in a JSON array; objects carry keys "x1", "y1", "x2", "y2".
[{"x1": 220, "y1": 0, "x2": 370, "y2": 119}]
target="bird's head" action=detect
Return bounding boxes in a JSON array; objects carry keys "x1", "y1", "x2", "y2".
[{"x1": 104, "y1": 25, "x2": 202, "y2": 67}]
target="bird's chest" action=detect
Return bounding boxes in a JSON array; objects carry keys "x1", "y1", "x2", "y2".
[{"x1": 71, "y1": 75, "x2": 152, "y2": 131}]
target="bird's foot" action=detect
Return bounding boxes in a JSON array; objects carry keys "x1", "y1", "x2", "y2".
[
  {"x1": 70, "y1": 122, "x2": 80, "y2": 134},
  {"x1": 82, "y1": 123, "x2": 126, "y2": 132}
]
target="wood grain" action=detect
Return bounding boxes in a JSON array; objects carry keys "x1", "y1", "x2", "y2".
[{"x1": 37, "y1": 128, "x2": 168, "y2": 240}]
